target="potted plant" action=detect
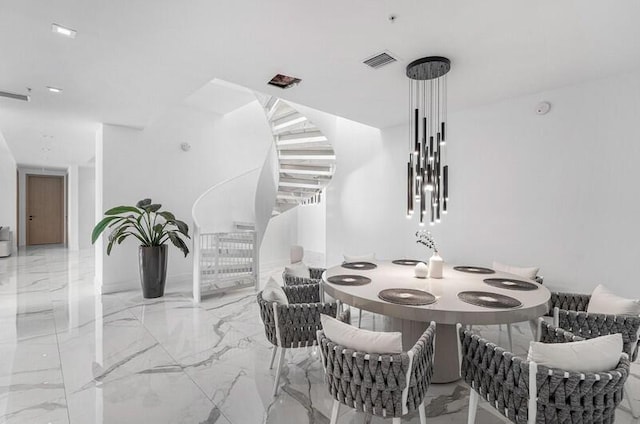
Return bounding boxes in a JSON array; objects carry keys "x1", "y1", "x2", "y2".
[{"x1": 91, "y1": 198, "x2": 190, "y2": 298}]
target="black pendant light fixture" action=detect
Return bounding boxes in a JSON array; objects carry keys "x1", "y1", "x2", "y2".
[{"x1": 406, "y1": 56, "x2": 450, "y2": 225}]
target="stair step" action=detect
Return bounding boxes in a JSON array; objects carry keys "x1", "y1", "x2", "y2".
[
  {"x1": 276, "y1": 195, "x2": 305, "y2": 202},
  {"x1": 264, "y1": 97, "x2": 280, "y2": 118},
  {"x1": 272, "y1": 112, "x2": 308, "y2": 133},
  {"x1": 279, "y1": 164, "x2": 333, "y2": 176},
  {"x1": 232, "y1": 221, "x2": 255, "y2": 231},
  {"x1": 269, "y1": 102, "x2": 296, "y2": 121},
  {"x1": 277, "y1": 186, "x2": 322, "y2": 195},
  {"x1": 279, "y1": 180, "x2": 323, "y2": 190},
  {"x1": 278, "y1": 150, "x2": 336, "y2": 160},
  {"x1": 276, "y1": 130, "x2": 326, "y2": 146}
]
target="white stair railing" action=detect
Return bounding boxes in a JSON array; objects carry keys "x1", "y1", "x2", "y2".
[
  {"x1": 192, "y1": 167, "x2": 260, "y2": 302},
  {"x1": 196, "y1": 230, "x2": 258, "y2": 298}
]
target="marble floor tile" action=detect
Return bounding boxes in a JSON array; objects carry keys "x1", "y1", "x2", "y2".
[{"x1": 0, "y1": 245, "x2": 637, "y2": 424}]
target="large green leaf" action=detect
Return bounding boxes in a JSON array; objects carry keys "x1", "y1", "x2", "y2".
[
  {"x1": 91, "y1": 216, "x2": 121, "y2": 244},
  {"x1": 104, "y1": 206, "x2": 141, "y2": 216},
  {"x1": 168, "y1": 232, "x2": 190, "y2": 257},
  {"x1": 136, "y1": 198, "x2": 152, "y2": 208},
  {"x1": 146, "y1": 204, "x2": 162, "y2": 213},
  {"x1": 158, "y1": 211, "x2": 175, "y2": 221},
  {"x1": 172, "y1": 220, "x2": 190, "y2": 237},
  {"x1": 107, "y1": 215, "x2": 133, "y2": 228}
]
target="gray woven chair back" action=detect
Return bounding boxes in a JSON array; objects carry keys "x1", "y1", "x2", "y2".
[
  {"x1": 258, "y1": 283, "x2": 337, "y2": 348},
  {"x1": 282, "y1": 267, "x2": 325, "y2": 286},
  {"x1": 550, "y1": 292, "x2": 591, "y2": 312},
  {"x1": 551, "y1": 292, "x2": 640, "y2": 361},
  {"x1": 318, "y1": 323, "x2": 436, "y2": 419},
  {"x1": 459, "y1": 322, "x2": 630, "y2": 423}
]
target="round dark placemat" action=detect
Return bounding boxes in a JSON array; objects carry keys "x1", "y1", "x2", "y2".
[
  {"x1": 392, "y1": 259, "x2": 426, "y2": 266},
  {"x1": 378, "y1": 289, "x2": 437, "y2": 306},
  {"x1": 327, "y1": 275, "x2": 371, "y2": 286},
  {"x1": 483, "y1": 278, "x2": 539, "y2": 291},
  {"x1": 342, "y1": 261, "x2": 377, "y2": 270},
  {"x1": 453, "y1": 266, "x2": 495, "y2": 274},
  {"x1": 457, "y1": 291, "x2": 522, "y2": 309}
]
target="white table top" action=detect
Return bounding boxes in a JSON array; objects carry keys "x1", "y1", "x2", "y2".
[{"x1": 323, "y1": 260, "x2": 550, "y2": 325}]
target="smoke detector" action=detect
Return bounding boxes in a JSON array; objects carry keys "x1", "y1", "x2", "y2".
[{"x1": 536, "y1": 101, "x2": 551, "y2": 115}]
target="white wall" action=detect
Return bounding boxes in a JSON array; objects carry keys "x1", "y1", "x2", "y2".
[
  {"x1": 17, "y1": 167, "x2": 67, "y2": 247},
  {"x1": 260, "y1": 208, "x2": 298, "y2": 271},
  {"x1": 78, "y1": 166, "x2": 95, "y2": 249},
  {"x1": 97, "y1": 101, "x2": 272, "y2": 292},
  {"x1": 325, "y1": 119, "x2": 413, "y2": 266},
  {"x1": 0, "y1": 131, "x2": 17, "y2": 250},
  {"x1": 296, "y1": 196, "x2": 326, "y2": 266},
  {"x1": 67, "y1": 165, "x2": 79, "y2": 251},
  {"x1": 325, "y1": 71, "x2": 640, "y2": 298}
]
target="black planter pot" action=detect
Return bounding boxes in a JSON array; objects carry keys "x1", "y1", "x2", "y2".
[{"x1": 138, "y1": 245, "x2": 168, "y2": 298}]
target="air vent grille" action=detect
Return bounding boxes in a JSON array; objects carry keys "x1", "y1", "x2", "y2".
[
  {"x1": 363, "y1": 52, "x2": 397, "y2": 69},
  {"x1": 0, "y1": 90, "x2": 30, "y2": 102}
]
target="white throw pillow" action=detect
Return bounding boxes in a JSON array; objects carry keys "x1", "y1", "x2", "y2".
[
  {"x1": 0, "y1": 227, "x2": 10, "y2": 241},
  {"x1": 262, "y1": 277, "x2": 289, "y2": 305},
  {"x1": 493, "y1": 261, "x2": 539, "y2": 280},
  {"x1": 285, "y1": 261, "x2": 310, "y2": 278},
  {"x1": 320, "y1": 314, "x2": 403, "y2": 354},
  {"x1": 587, "y1": 284, "x2": 640, "y2": 316},
  {"x1": 343, "y1": 253, "x2": 376, "y2": 263},
  {"x1": 528, "y1": 333, "x2": 622, "y2": 373}
]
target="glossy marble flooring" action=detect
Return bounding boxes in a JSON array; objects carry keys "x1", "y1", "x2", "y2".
[{"x1": 0, "y1": 246, "x2": 638, "y2": 423}]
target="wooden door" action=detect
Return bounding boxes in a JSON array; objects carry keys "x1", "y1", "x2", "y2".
[{"x1": 26, "y1": 175, "x2": 65, "y2": 245}]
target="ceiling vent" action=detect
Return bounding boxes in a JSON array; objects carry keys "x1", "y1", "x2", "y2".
[
  {"x1": 268, "y1": 74, "x2": 302, "y2": 89},
  {"x1": 0, "y1": 90, "x2": 30, "y2": 102},
  {"x1": 363, "y1": 51, "x2": 397, "y2": 69}
]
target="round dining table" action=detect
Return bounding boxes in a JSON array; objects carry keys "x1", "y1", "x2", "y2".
[{"x1": 322, "y1": 260, "x2": 550, "y2": 383}]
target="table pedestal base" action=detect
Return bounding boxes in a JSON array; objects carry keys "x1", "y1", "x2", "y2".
[{"x1": 383, "y1": 317, "x2": 461, "y2": 384}]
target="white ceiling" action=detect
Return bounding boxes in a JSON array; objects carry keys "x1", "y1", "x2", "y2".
[
  {"x1": 1, "y1": 0, "x2": 639, "y2": 168},
  {"x1": 183, "y1": 79, "x2": 256, "y2": 116}
]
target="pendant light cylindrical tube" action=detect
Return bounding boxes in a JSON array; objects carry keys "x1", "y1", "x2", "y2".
[{"x1": 406, "y1": 56, "x2": 451, "y2": 225}]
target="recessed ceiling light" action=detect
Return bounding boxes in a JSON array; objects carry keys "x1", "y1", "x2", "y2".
[
  {"x1": 51, "y1": 23, "x2": 77, "y2": 38},
  {"x1": 47, "y1": 86, "x2": 62, "y2": 93}
]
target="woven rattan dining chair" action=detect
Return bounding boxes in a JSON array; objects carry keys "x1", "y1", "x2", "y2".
[
  {"x1": 458, "y1": 319, "x2": 631, "y2": 424},
  {"x1": 282, "y1": 266, "x2": 325, "y2": 286},
  {"x1": 258, "y1": 282, "x2": 345, "y2": 396},
  {"x1": 491, "y1": 262, "x2": 544, "y2": 350},
  {"x1": 283, "y1": 266, "x2": 371, "y2": 329},
  {"x1": 317, "y1": 321, "x2": 437, "y2": 424},
  {"x1": 550, "y1": 291, "x2": 640, "y2": 417}
]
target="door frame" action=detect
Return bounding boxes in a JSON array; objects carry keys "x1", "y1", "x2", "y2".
[{"x1": 25, "y1": 174, "x2": 66, "y2": 246}]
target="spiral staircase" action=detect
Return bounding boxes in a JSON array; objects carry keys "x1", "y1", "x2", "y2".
[
  {"x1": 192, "y1": 94, "x2": 335, "y2": 301},
  {"x1": 261, "y1": 96, "x2": 336, "y2": 215}
]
